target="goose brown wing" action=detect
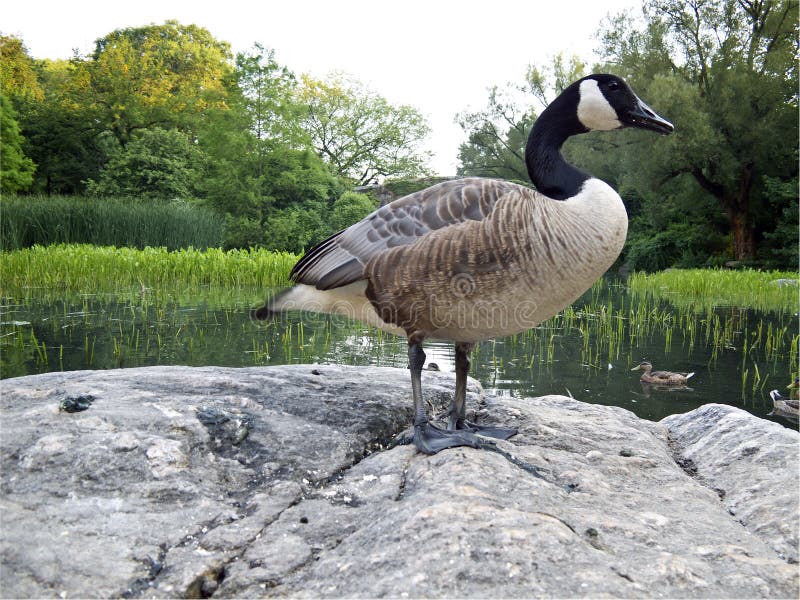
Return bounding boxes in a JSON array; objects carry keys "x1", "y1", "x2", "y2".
[{"x1": 291, "y1": 178, "x2": 519, "y2": 290}]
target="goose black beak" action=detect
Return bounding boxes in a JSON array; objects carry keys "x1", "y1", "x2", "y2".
[{"x1": 623, "y1": 97, "x2": 674, "y2": 135}]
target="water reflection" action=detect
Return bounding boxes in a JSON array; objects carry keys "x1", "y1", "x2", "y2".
[{"x1": 1, "y1": 280, "x2": 797, "y2": 429}]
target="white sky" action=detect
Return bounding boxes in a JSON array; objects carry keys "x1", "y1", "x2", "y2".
[{"x1": 3, "y1": 0, "x2": 642, "y2": 176}]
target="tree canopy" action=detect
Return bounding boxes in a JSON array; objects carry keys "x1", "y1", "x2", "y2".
[
  {"x1": 599, "y1": 0, "x2": 798, "y2": 263},
  {"x1": 79, "y1": 21, "x2": 233, "y2": 146},
  {"x1": 0, "y1": 94, "x2": 35, "y2": 193},
  {"x1": 299, "y1": 74, "x2": 431, "y2": 185}
]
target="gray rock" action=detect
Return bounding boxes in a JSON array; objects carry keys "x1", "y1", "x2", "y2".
[
  {"x1": 0, "y1": 366, "x2": 797, "y2": 599},
  {"x1": 663, "y1": 403, "x2": 800, "y2": 564},
  {"x1": 770, "y1": 278, "x2": 798, "y2": 287}
]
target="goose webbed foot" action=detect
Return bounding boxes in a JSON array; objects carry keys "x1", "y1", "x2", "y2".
[
  {"x1": 414, "y1": 420, "x2": 481, "y2": 455},
  {"x1": 456, "y1": 420, "x2": 518, "y2": 440}
]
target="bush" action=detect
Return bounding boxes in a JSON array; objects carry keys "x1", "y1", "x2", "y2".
[
  {"x1": 223, "y1": 215, "x2": 265, "y2": 250},
  {"x1": 759, "y1": 175, "x2": 799, "y2": 270},
  {"x1": 85, "y1": 128, "x2": 202, "y2": 199},
  {"x1": 624, "y1": 219, "x2": 729, "y2": 272},
  {"x1": 330, "y1": 191, "x2": 376, "y2": 231},
  {"x1": 263, "y1": 201, "x2": 331, "y2": 254}
]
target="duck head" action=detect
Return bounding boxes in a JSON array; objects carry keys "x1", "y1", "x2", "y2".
[
  {"x1": 574, "y1": 74, "x2": 674, "y2": 135},
  {"x1": 631, "y1": 361, "x2": 653, "y2": 373}
]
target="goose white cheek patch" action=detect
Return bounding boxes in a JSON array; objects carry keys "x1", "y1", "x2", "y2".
[{"x1": 577, "y1": 79, "x2": 621, "y2": 131}]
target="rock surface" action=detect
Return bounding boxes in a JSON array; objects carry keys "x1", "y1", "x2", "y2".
[
  {"x1": 663, "y1": 404, "x2": 800, "y2": 565},
  {"x1": 0, "y1": 365, "x2": 797, "y2": 599}
]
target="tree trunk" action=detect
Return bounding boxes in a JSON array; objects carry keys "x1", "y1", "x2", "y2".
[
  {"x1": 691, "y1": 162, "x2": 756, "y2": 262},
  {"x1": 727, "y1": 161, "x2": 756, "y2": 261},
  {"x1": 727, "y1": 205, "x2": 756, "y2": 261}
]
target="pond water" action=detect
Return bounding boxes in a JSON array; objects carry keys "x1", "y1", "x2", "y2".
[{"x1": 2, "y1": 279, "x2": 797, "y2": 429}]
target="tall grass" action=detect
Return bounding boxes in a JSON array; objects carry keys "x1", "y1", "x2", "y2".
[
  {"x1": 627, "y1": 269, "x2": 799, "y2": 314},
  {"x1": 1, "y1": 195, "x2": 225, "y2": 251},
  {"x1": 1, "y1": 244, "x2": 297, "y2": 298}
]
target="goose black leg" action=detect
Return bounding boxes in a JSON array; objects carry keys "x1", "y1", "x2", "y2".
[
  {"x1": 409, "y1": 337, "x2": 480, "y2": 454},
  {"x1": 447, "y1": 342, "x2": 473, "y2": 430},
  {"x1": 448, "y1": 341, "x2": 518, "y2": 441}
]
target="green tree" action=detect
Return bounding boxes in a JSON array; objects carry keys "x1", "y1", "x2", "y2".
[
  {"x1": 456, "y1": 85, "x2": 533, "y2": 182},
  {"x1": 330, "y1": 191, "x2": 376, "y2": 231},
  {"x1": 85, "y1": 128, "x2": 202, "y2": 199},
  {"x1": 0, "y1": 36, "x2": 40, "y2": 193},
  {"x1": 234, "y1": 44, "x2": 305, "y2": 151},
  {"x1": 7, "y1": 24, "x2": 235, "y2": 195},
  {"x1": 199, "y1": 45, "x2": 307, "y2": 219},
  {"x1": 457, "y1": 54, "x2": 585, "y2": 182},
  {"x1": 196, "y1": 46, "x2": 346, "y2": 249},
  {"x1": 0, "y1": 94, "x2": 35, "y2": 193},
  {"x1": 597, "y1": 0, "x2": 798, "y2": 262},
  {"x1": 78, "y1": 21, "x2": 233, "y2": 147},
  {"x1": 759, "y1": 173, "x2": 799, "y2": 268},
  {"x1": 197, "y1": 58, "x2": 266, "y2": 223},
  {"x1": 260, "y1": 148, "x2": 342, "y2": 211},
  {"x1": 17, "y1": 59, "x2": 104, "y2": 194},
  {"x1": 0, "y1": 35, "x2": 44, "y2": 102},
  {"x1": 524, "y1": 53, "x2": 588, "y2": 106},
  {"x1": 299, "y1": 74, "x2": 432, "y2": 185}
]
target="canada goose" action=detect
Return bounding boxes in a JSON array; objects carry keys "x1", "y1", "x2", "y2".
[
  {"x1": 254, "y1": 74, "x2": 673, "y2": 454},
  {"x1": 631, "y1": 361, "x2": 695, "y2": 385},
  {"x1": 770, "y1": 377, "x2": 800, "y2": 417}
]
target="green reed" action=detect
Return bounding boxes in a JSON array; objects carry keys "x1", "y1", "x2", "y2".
[
  {"x1": 1, "y1": 195, "x2": 225, "y2": 251},
  {"x1": 1, "y1": 244, "x2": 297, "y2": 299},
  {"x1": 628, "y1": 268, "x2": 799, "y2": 314}
]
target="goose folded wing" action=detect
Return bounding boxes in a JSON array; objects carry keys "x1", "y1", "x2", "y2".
[{"x1": 290, "y1": 178, "x2": 513, "y2": 290}]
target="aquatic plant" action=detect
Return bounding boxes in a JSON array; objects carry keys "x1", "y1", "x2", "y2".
[
  {"x1": 1, "y1": 244, "x2": 297, "y2": 299},
  {"x1": 627, "y1": 268, "x2": 798, "y2": 314},
  {"x1": 1, "y1": 195, "x2": 225, "y2": 251}
]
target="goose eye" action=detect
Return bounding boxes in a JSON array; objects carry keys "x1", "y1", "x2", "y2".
[{"x1": 607, "y1": 81, "x2": 620, "y2": 91}]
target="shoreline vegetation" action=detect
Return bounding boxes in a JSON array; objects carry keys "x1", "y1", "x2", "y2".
[
  {"x1": 1, "y1": 244, "x2": 297, "y2": 298},
  {"x1": 2, "y1": 244, "x2": 796, "y2": 313},
  {"x1": 627, "y1": 269, "x2": 799, "y2": 314}
]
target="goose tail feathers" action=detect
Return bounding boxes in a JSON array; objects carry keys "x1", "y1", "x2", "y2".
[
  {"x1": 250, "y1": 287, "x2": 292, "y2": 321},
  {"x1": 250, "y1": 285, "x2": 323, "y2": 321},
  {"x1": 250, "y1": 282, "x2": 405, "y2": 336}
]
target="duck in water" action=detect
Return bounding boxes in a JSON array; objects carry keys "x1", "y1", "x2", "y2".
[{"x1": 631, "y1": 361, "x2": 695, "y2": 386}]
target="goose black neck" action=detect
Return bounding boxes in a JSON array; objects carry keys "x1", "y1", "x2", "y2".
[{"x1": 525, "y1": 96, "x2": 591, "y2": 201}]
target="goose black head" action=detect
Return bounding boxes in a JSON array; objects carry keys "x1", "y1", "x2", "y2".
[
  {"x1": 574, "y1": 74, "x2": 673, "y2": 135},
  {"x1": 526, "y1": 74, "x2": 673, "y2": 199}
]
